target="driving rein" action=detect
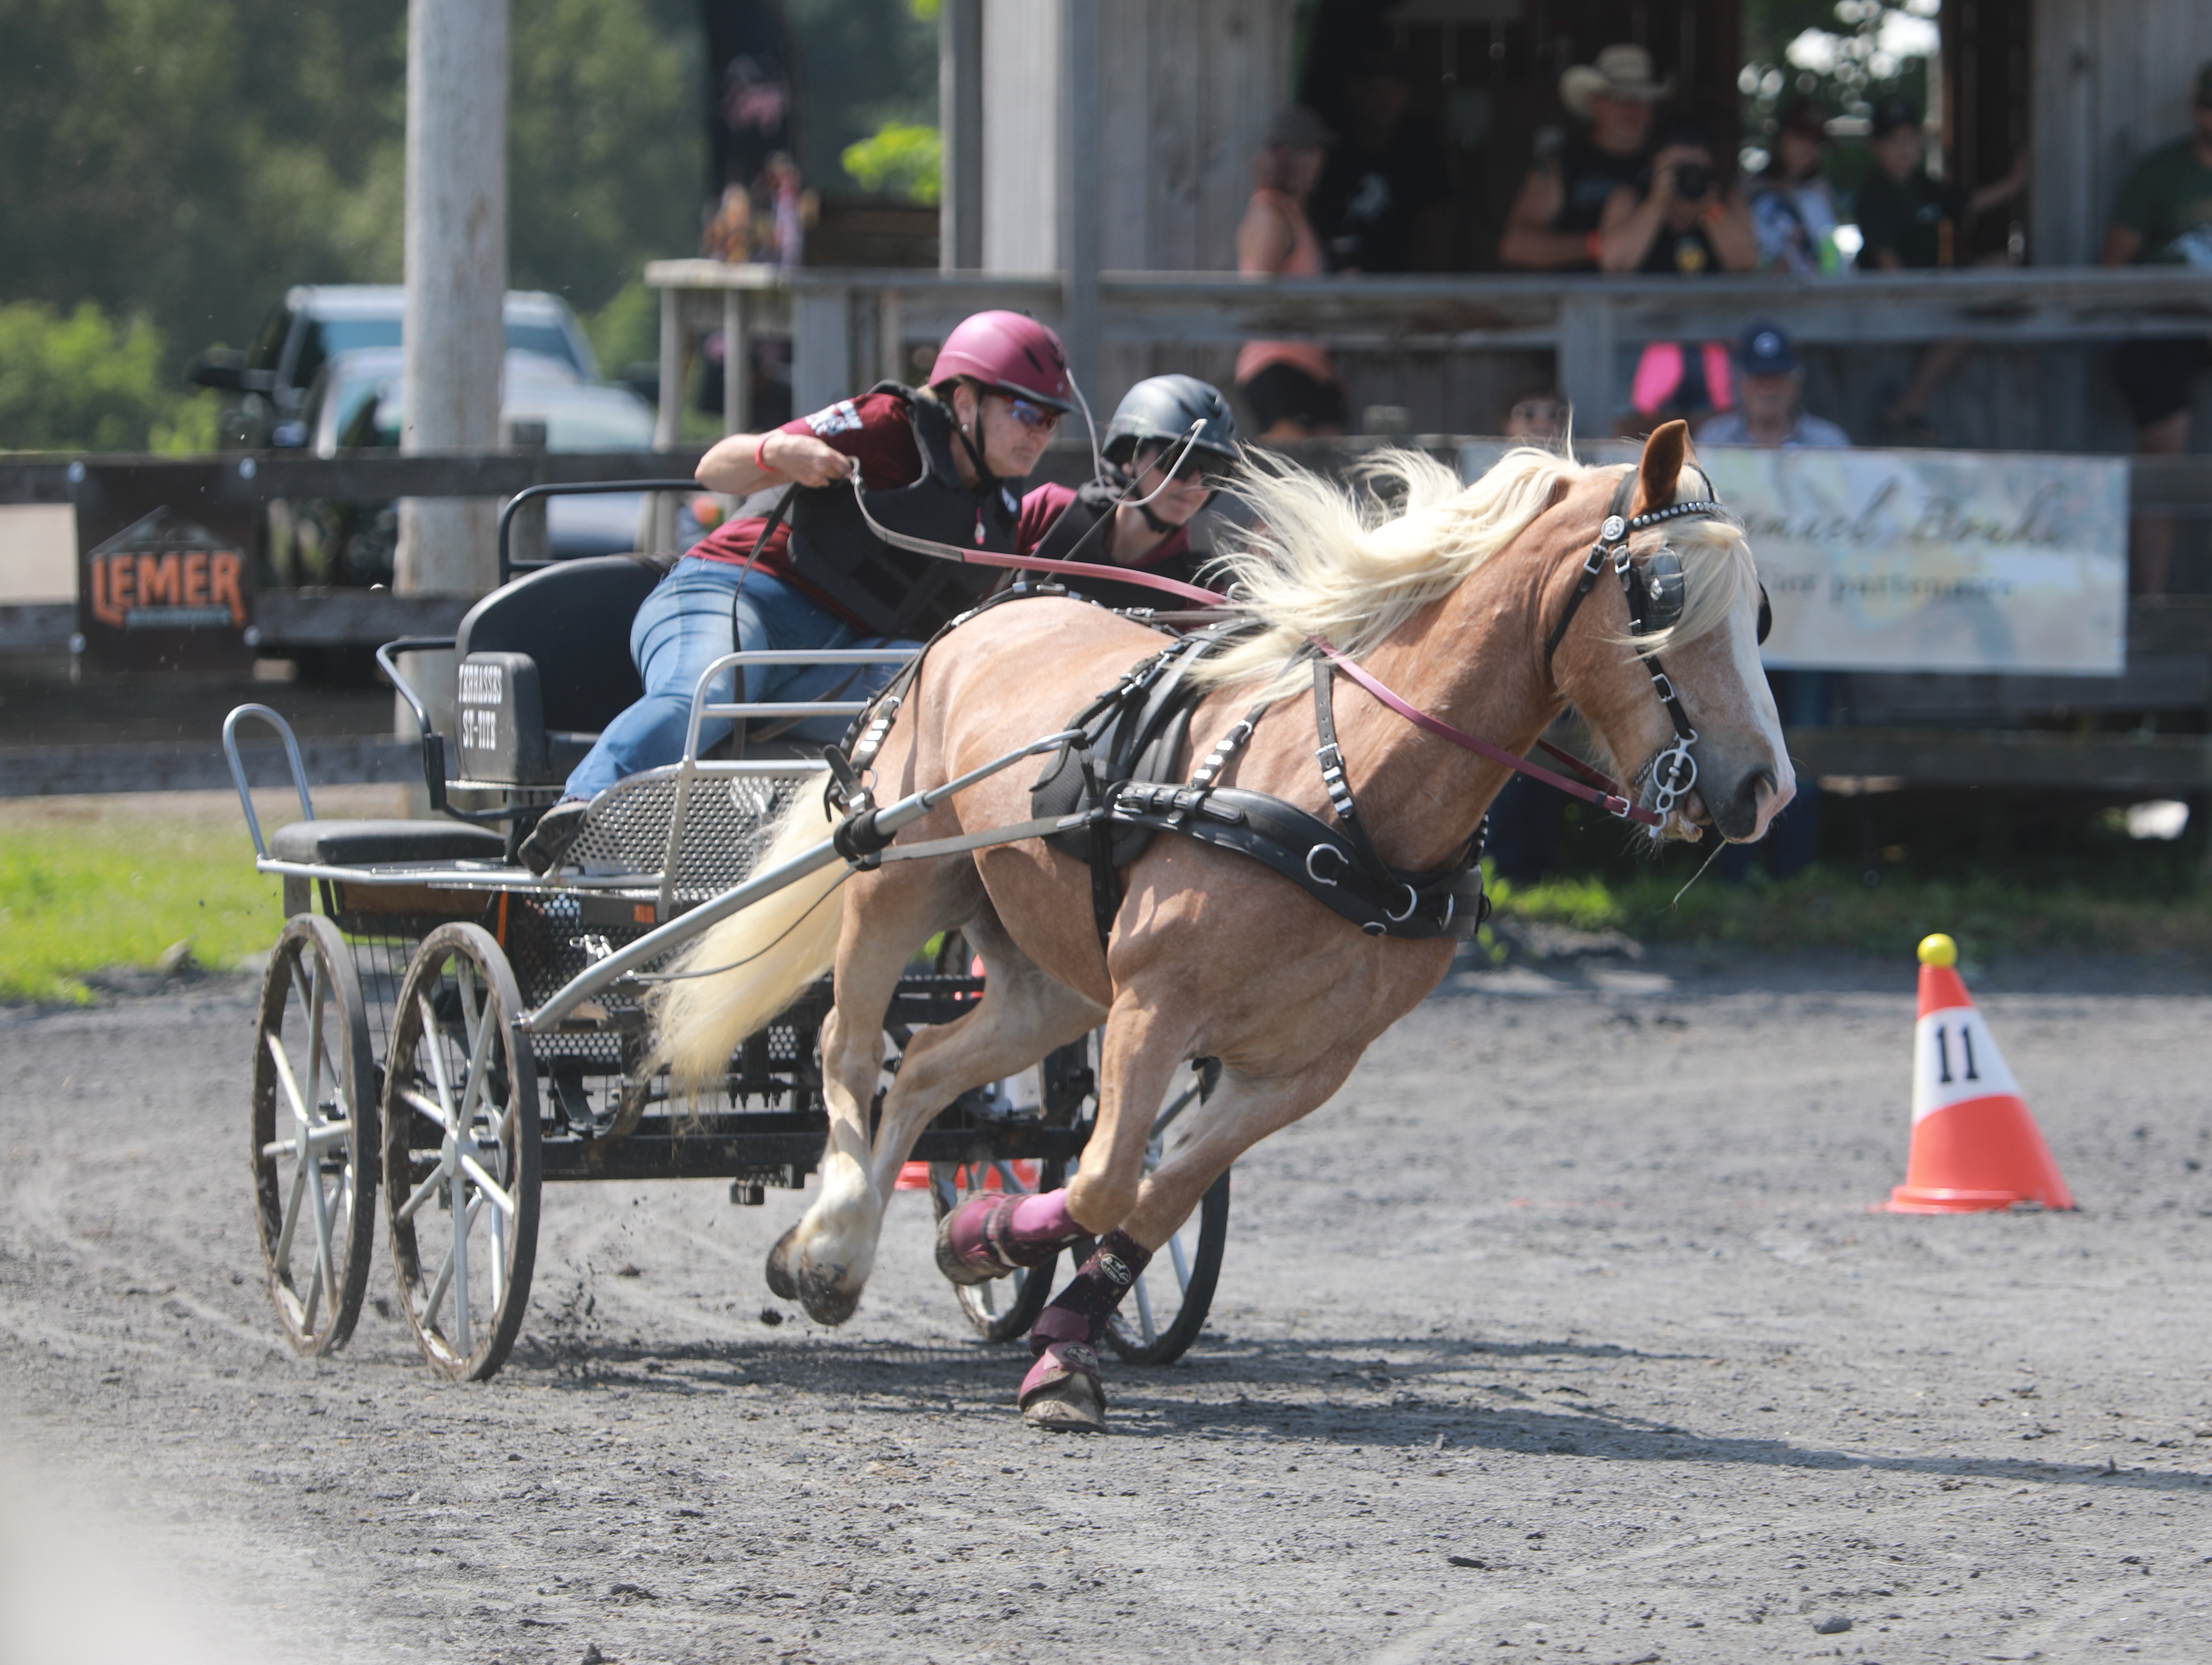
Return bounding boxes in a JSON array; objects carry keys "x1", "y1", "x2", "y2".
[{"x1": 832, "y1": 466, "x2": 1740, "y2": 942}]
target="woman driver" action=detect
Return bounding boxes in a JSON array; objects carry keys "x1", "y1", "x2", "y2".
[{"x1": 520, "y1": 311, "x2": 1078, "y2": 873}]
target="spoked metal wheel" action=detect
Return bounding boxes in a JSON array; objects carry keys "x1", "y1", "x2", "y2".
[
  {"x1": 1078, "y1": 1068, "x2": 1232, "y2": 1366},
  {"x1": 928, "y1": 1158, "x2": 1068, "y2": 1341},
  {"x1": 381, "y1": 923, "x2": 541, "y2": 1381},
  {"x1": 250, "y1": 914, "x2": 378, "y2": 1355}
]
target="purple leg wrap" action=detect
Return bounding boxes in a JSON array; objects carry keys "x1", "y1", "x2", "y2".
[
  {"x1": 1010, "y1": 1188, "x2": 1076, "y2": 1243},
  {"x1": 936, "y1": 1187, "x2": 1083, "y2": 1286},
  {"x1": 1032, "y1": 1229, "x2": 1152, "y2": 1351}
]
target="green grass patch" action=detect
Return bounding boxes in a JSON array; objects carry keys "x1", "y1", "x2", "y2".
[
  {"x1": 1494, "y1": 863, "x2": 2212, "y2": 961},
  {"x1": 0, "y1": 819, "x2": 281, "y2": 1003}
]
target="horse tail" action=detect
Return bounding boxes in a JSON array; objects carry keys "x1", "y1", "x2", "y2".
[{"x1": 648, "y1": 785, "x2": 845, "y2": 1097}]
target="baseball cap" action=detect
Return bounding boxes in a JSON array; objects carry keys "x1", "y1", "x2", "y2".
[{"x1": 1739, "y1": 322, "x2": 1798, "y2": 376}]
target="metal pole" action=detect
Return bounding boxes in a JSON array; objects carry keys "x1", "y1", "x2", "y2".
[{"x1": 722, "y1": 287, "x2": 748, "y2": 436}]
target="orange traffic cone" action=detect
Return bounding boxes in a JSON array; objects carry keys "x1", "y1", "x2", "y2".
[{"x1": 1885, "y1": 934, "x2": 2075, "y2": 1213}]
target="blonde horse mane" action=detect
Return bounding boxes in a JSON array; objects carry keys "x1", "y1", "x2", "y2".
[{"x1": 1196, "y1": 446, "x2": 1757, "y2": 697}]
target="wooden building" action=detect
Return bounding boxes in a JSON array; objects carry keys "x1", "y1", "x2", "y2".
[{"x1": 930, "y1": 0, "x2": 2210, "y2": 449}]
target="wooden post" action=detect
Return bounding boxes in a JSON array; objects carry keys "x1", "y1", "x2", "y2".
[
  {"x1": 793, "y1": 285, "x2": 852, "y2": 417},
  {"x1": 940, "y1": 0, "x2": 984, "y2": 272},
  {"x1": 396, "y1": 0, "x2": 508, "y2": 600},
  {"x1": 649, "y1": 282, "x2": 686, "y2": 553},
  {"x1": 723, "y1": 286, "x2": 748, "y2": 436},
  {"x1": 395, "y1": 0, "x2": 507, "y2": 784},
  {"x1": 1060, "y1": 0, "x2": 1101, "y2": 405},
  {"x1": 1558, "y1": 294, "x2": 1616, "y2": 441}
]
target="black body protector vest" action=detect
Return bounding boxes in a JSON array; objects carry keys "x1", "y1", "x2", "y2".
[
  {"x1": 784, "y1": 381, "x2": 1023, "y2": 637},
  {"x1": 1030, "y1": 477, "x2": 1208, "y2": 615}
]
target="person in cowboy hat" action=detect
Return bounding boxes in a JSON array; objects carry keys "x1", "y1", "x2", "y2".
[
  {"x1": 519, "y1": 311, "x2": 1076, "y2": 873},
  {"x1": 1500, "y1": 43, "x2": 1672, "y2": 271}
]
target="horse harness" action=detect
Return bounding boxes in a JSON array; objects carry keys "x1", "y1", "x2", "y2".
[{"x1": 826, "y1": 467, "x2": 1753, "y2": 949}]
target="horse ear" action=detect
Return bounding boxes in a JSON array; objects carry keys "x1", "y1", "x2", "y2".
[{"x1": 1635, "y1": 419, "x2": 1690, "y2": 516}]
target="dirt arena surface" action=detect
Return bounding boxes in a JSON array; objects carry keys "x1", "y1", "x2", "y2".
[{"x1": 4, "y1": 946, "x2": 2211, "y2": 1664}]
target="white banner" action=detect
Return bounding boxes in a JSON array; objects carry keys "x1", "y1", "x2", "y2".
[{"x1": 1457, "y1": 443, "x2": 2130, "y2": 675}]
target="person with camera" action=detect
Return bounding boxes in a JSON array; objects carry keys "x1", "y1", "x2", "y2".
[
  {"x1": 1592, "y1": 121, "x2": 1755, "y2": 275},
  {"x1": 1499, "y1": 43, "x2": 1667, "y2": 271}
]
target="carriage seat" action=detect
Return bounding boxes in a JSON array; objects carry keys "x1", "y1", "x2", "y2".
[
  {"x1": 450, "y1": 555, "x2": 664, "y2": 786},
  {"x1": 269, "y1": 818, "x2": 508, "y2": 866}
]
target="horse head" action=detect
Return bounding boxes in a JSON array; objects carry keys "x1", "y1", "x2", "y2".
[{"x1": 1553, "y1": 420, "x2": 1795, "y2": 844}]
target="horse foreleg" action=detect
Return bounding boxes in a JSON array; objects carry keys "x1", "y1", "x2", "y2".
[
  {"x1": 1017, "y1": 993, "x2": 1192, "y2": 1433},
  {"x1": 1119, "y1": 1052, "x2": 1360, "y2": 1253}
]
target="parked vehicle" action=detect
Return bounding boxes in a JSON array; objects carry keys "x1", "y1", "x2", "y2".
[
  {"x1": 188, "y1": 286, "x2": 599, "y2": 450},
  {"x1": 268, "y1": 349, "x2": 658, "y2": 588}
]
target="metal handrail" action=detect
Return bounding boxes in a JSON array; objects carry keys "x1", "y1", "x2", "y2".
[
  {"x1": 221, "y1": 704, "x2": 315, "y2": 859},
  {"x1": 655, "y1": 647, "x2": 921, "y2": 917},
  {"x1": 497, "y1": 478, "x2": 701, "y2": 583}
]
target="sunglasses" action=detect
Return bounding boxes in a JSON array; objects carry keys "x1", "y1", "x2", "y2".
[
  {"x1": 1136, "y1": 444, "x2": 1231, "y2": 488},
  {"x1": 1002, "y1": 396, "x2": 1062, "y2": 434}
]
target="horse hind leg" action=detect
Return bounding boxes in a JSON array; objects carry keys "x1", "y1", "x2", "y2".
[
  {"x1": 776, "y1": 859, "x2": 980, "y2": 1324},
  {"x1": 860, "y1": 907, "x2": 1104, "y2": 1281}
]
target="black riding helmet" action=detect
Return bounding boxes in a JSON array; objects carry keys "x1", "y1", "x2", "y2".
[{"x1": 1103, "y1": 374, "x2": 1239, "y2": 476}]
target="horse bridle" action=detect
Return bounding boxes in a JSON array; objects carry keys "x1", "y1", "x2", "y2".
[{"x1": 1541, "y1": 470, "x2": 1769, "y2": 833}]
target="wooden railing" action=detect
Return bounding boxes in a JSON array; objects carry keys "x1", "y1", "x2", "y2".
[{"x1": 645, "y1": 261, "x2": 2212, "y2": 440}]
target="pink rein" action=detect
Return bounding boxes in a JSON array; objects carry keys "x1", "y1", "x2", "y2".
[{"x1": 948, "y1": 545, "x2": 1664, "y2": 830}]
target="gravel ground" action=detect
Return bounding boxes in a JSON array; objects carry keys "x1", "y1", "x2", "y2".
[{"x1": 4, "y1": 947, "x2": 2211, "y2": 1664}]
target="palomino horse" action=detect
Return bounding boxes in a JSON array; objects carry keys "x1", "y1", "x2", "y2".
[{"x1": 652, "y1": 421, "x2": 1793, "y2": 1430}]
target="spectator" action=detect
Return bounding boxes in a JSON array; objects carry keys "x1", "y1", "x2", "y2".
[
  {"x1": 1308, "y1": 51, "x2": 1450, "y2": 272},
  {"x1": 2102, "y1": 59, "x2": 2212, "y2": 592},
  {"x1": 1595, "y1": 120, "x2": 1756, "y2": 275},
  {"x1": 1234, "y1": 106, "x2": 1347, "y2": 440},
  {"x1": 1751, "y1": 100, "x2": 1846, "y2": 275},
  {"x1": 1698, "y1": 322, "x2": 1844, "y2": 885},
  {"x1": 1502, "y1": 385, "x2": 1569, "y2": 447},
  {"x1": 1856, "y1": 98, "x2": 2028, "y2": 443},
  {"x1": 1500, "y1": 43, "x2": 1668, "y2": 271},
  {"x1": 1696, "y1": 324, "x2": 1850, "y2": 448}
]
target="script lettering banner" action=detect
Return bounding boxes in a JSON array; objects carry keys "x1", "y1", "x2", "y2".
[
  {"x1": 1457, "y1": 443, "x2": 2128, "y2": 675},
  {"x1": 1688, "y1": 448, "x2": 2126, "y2": 675}
]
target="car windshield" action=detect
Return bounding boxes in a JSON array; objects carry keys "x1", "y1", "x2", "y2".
[{"x1": 293, "y1": 313, "x2": 584, "y2": 389}]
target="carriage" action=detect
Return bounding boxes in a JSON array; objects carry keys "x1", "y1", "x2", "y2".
[{"x1": 226, "y1": 496, "x2": 1229, "y2": 1382}]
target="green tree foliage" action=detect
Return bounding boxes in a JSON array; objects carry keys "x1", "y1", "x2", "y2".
[
  {"x1": 0, "y1": 0, "x2": 701, "y2": 385},
  {"x1": 0, "y1": 301, "x2": 216, "y2": 452},
  {"x1": 781, "y1": 0, "x2": 936, "y2": 192},
  {"x1": 841, "y1": 121, "x2": 941, "y2": 204}
]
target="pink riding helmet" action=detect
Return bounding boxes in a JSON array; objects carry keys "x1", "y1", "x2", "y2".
[{"x1": 927, "y1": 311, "x2": 1078, "y2": 414}]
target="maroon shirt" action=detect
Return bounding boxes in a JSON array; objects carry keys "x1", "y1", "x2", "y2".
[{"x1": 688, "y1": 392, "x2": 926, "y2": 626}]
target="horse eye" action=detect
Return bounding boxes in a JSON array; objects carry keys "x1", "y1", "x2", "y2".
[{"x1": 1756, "y1": 586, "x2": 1773, "y2": 644}]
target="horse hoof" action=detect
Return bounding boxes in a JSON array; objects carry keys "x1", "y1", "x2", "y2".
[
  {"x1": 764, "y1": 1225, "x2": 800, "y2": 1301},
  {"x1": 1019, "y1": 1340, "x2": 1107, "y2": 1433},
  {"x1": 1022, "y1": 1380, "x2": 1106, "y2": 1433},
  {"x1": 796, "y1": 1264, "x2": 860, "y2": 1326}
]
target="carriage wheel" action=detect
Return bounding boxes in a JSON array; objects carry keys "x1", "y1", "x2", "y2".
[
  {"x1": 1077, "y1": 1071, "x2": 1232, "y2": 1367},
  {"x1": 928, "y1": 1158, "x2": 1068, "y2": 1341},
  {"x1": 381, "y1": 924, "x2": 541, "y2": 1381},
  {"x1": 250, "y1": 914, "x2": 378, "y2": 1356}
]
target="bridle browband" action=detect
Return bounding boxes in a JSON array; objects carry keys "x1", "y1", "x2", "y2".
[{"x1": 1539, "y1": 469, "x2": 1744, "y2": 837}]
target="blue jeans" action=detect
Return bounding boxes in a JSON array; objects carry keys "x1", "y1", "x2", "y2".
[{"x1": 560, "y1": 559, "x2": 912, "y2": 802}]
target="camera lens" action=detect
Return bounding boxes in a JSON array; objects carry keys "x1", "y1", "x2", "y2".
[{"x1": 1674, "y1": 162, "x2": 1713, "y2": 200}]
